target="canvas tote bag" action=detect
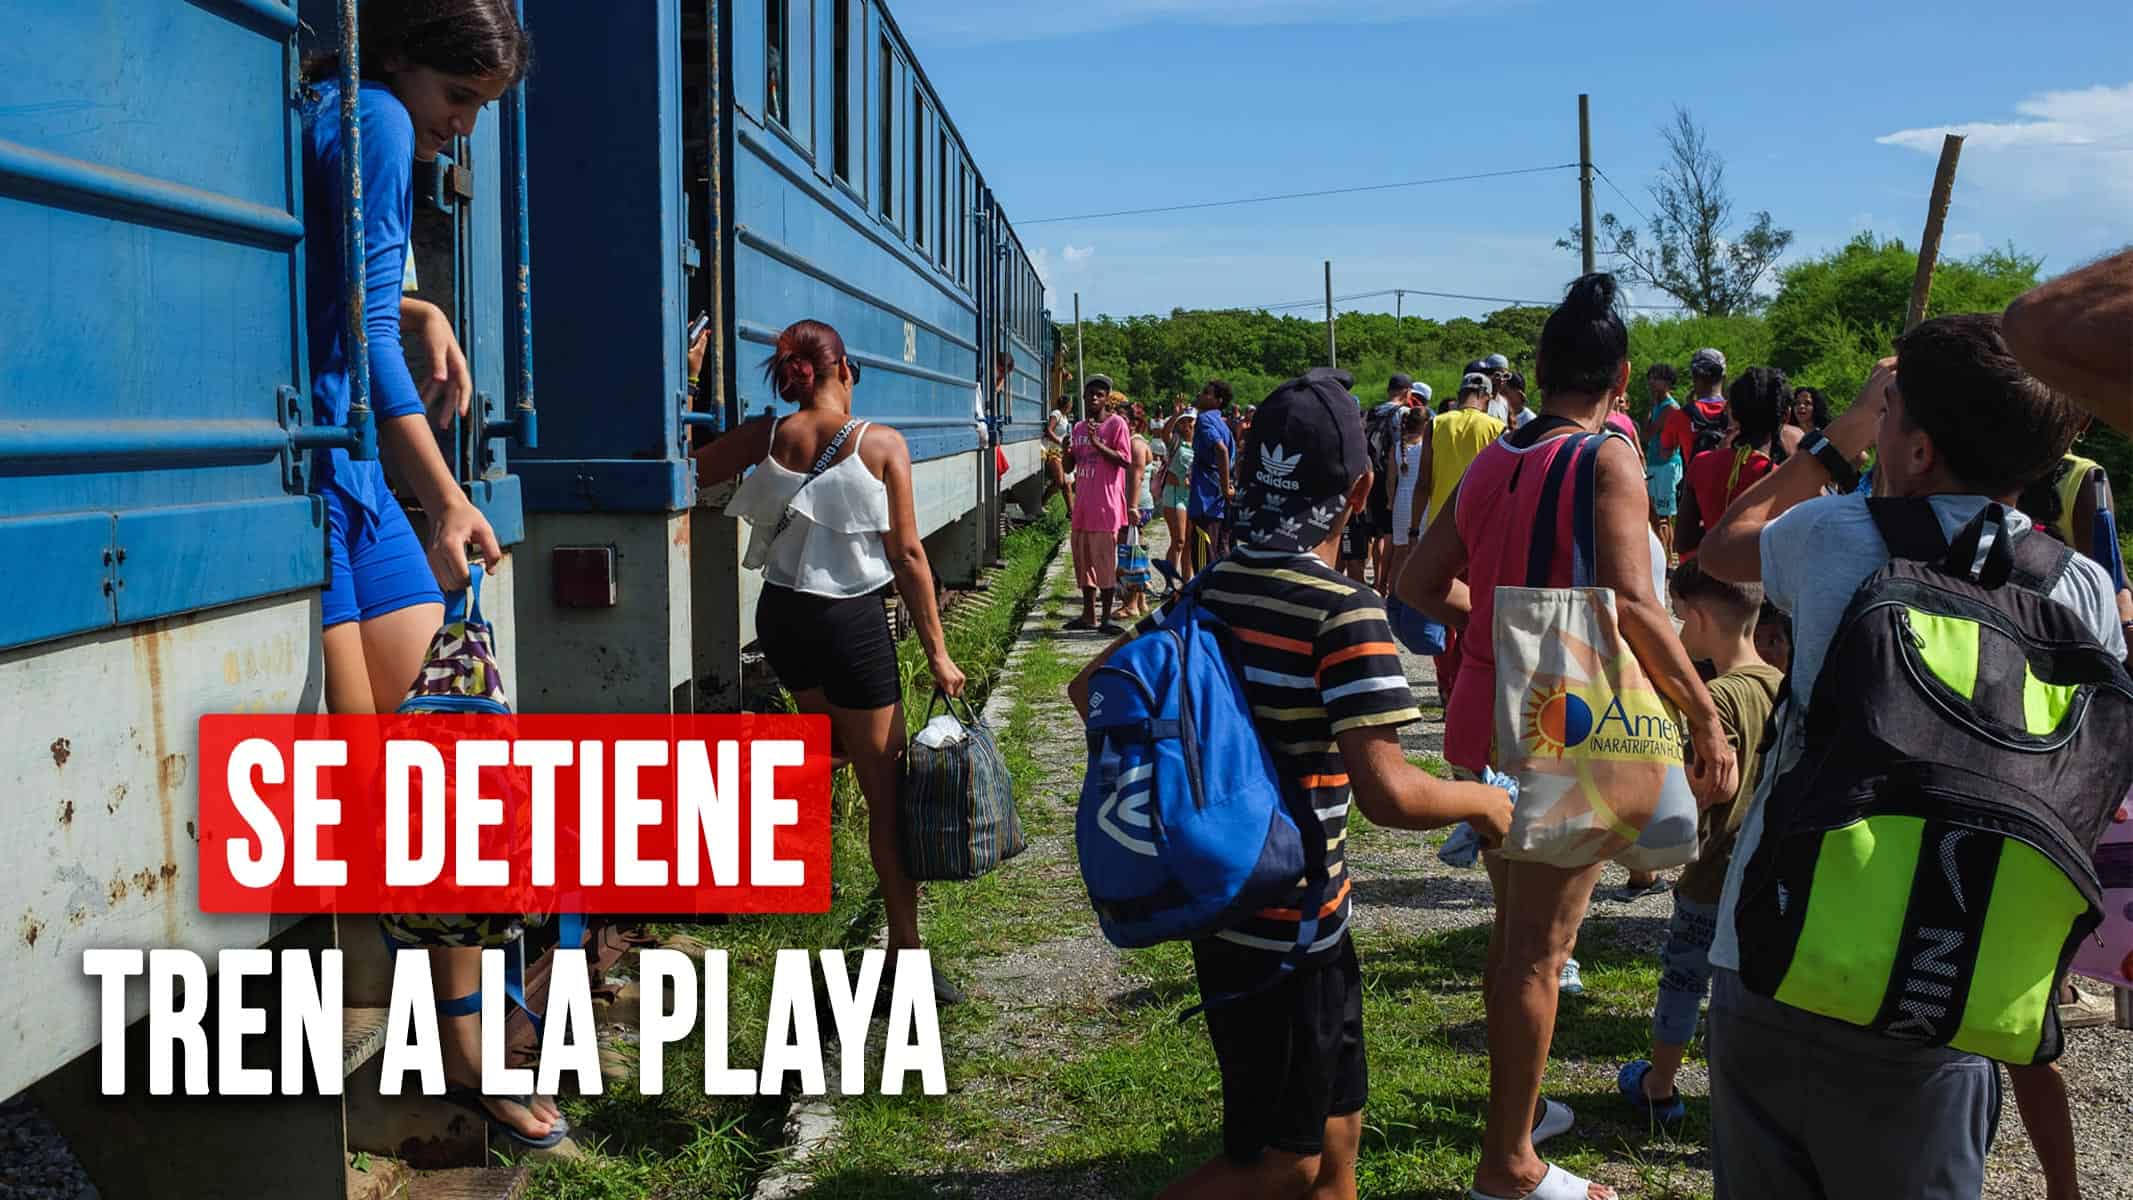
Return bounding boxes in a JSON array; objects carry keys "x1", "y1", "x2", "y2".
[{"x1": 1492, "y1": 432, "x2": 1698, "y2": 870}]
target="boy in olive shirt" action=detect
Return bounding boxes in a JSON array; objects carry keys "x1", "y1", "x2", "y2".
[{"x1": 1617, "y1": 562, "x2": 1782, "y2": 1125}]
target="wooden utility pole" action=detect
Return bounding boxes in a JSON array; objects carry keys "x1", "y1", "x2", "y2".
[
  {"x1": 1324, "y1": 261, "x2": 1336, "y2": 367},
  {"x1": 1394, "y1": 289, "x2": 1405, "y2": 368},
  {"x1": 1579, "y1": 94, "x2": 1595, "y2": 276},
  {"x1": 1905, "y1": 134, "x2": 1965, "y2": 332},
  {"x1": 1073, "y1": 292, "x2": 1085, "y2": 421}
]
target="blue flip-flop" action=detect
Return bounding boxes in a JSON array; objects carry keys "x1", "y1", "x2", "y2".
[
  {"x1": 1616, "y1": 1059, "x2": 1686, "y2": 1128},
  {"x1": 441, "y1": 1087, "x2": 570, "y2": 1150}
]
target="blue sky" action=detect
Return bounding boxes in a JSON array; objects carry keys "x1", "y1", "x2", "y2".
[{"x1": 901, "y1": 0, "x2": 2133, "y2": 323}]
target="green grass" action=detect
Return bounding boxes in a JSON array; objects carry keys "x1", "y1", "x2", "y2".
[
  {"x1": 797, "y1": 702, "x2": 1710, "y2": 1197},
  {"x1": 802, "y1": 918, "x2": 1705, "y2": 1199},
  {"x1": 526, "y1": 503, "x2": 1069, "y2": 1200}
]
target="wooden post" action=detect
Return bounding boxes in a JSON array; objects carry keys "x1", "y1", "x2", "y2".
[
  {"x1": 1905, "y1": 134, "x2": 1965, "y2": 332},
  {"x1": 1579, "y1": 94, "x2": 1595, "y2": 276},
  {"x1": 1324, "y1": 260, "x2": 1336, "y2": 367}
]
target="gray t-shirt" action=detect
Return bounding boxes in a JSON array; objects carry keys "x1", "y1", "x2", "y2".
[{"x1": 1709, "y1": 492, "x2": 2125, "y2": 972}]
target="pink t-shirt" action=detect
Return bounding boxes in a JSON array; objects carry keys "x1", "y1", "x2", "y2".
[{"x1": 1071, "y1": 414, "x2": 1131, "y2": 532}]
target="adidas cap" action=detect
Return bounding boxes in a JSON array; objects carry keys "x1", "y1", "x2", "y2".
[{"x1": 1233, "y1": 367, "x2": 1370, "y2": 554}]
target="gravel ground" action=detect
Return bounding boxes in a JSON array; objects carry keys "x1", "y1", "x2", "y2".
[
  {"x1": 0, "y1": 1096, "x2": 96, "y2": 1200},
  {"x1": 780, "y1": 533, "x2": 2133, "y2": 1199}
]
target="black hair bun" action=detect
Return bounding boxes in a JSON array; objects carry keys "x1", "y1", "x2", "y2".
[{"x1": 1563, "y1": 272, "x2": 1618, "y2": 314}]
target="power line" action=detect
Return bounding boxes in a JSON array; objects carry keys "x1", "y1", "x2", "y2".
[
  {"x1": 1186, "y1": 285, "x2": 1685, "y2": 316},
  {"x1": 1591, "y1": 164, "x2": 1655, "y2": 231},
  {"x1": 1021, "y1": 163, "x2": 1581, "y2": 226}
]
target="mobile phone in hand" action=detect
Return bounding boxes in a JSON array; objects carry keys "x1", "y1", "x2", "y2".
[{"x1": 687, "y1": 312, "x2": 711, "y2": 342}]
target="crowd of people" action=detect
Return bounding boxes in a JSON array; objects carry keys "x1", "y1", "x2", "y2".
[
  {"x1": 1069, "y1": 269, "x2": 2133, "y2": 1200},
  {"x1": 239, "y1": 0, "x2": 2133, "y2": 1176}
]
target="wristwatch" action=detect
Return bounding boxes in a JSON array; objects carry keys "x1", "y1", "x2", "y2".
[{"x1": 1798, "y1": 430, "x2": 1859, "y2": 492}]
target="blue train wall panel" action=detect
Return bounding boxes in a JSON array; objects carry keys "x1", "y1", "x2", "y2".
[
  {"x1": 0, "y1": 0, "x2": 323, "y2": 1103},
  {"x1": 0, "y1": 0, "x2": 535, "y2": 1107}
]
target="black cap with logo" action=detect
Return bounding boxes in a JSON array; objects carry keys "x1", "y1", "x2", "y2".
[{"x1": 1233, "y1": 367, "x2": 1370, "y2": 554}]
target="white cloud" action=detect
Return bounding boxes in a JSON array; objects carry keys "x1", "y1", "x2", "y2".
[
  {"x1": 1876, "y1": 82, "x2": 2133, "y2": 209},
  {"x1": 1062, "y1": 245, "x2": 1095, "y2": 264},
  {"x1": 1879, "y1": 83, "x2": 2133, "y2": 153},
  {"x1": 897, "y1": 0, "x2": 1489, "y2": 44}
]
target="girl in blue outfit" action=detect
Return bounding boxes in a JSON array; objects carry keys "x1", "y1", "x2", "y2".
[{"x1": 301, "y1": 0, "x2": 538, "y2": 1144}]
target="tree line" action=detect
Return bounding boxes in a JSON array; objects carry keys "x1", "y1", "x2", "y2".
[
  {"x1": 1056, "y1": 233, "x2": 2045, "y2": 421},
  {"x1": 1055, "y1": 234, "x2": 2132, "y2": 523}
]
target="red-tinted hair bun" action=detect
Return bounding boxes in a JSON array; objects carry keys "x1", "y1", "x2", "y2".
[{"x1": 762, "y1": 319, "x2": 847, "y2": 404}]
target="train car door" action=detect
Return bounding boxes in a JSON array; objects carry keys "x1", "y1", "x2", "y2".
[{"x1": 519, "y1": 0, "x2": 699, "y2": 715}]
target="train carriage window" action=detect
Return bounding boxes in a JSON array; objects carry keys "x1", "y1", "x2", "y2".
[
  {"x1": 911, "y1": 90, "x2": 927, "y2": 252},
  {"x1": 878, "y1": 39, "x2": 896, "y2": 224},
  {"x1": 766, "y1": 0, "x2": 787, "y2": 126},
  {"x1": 831, "y1": 0, "x2": 851, "y2": 184},
  {"x1": 957, "y1": 159, "x2": 971, "y2": 286},
  {"x1": 942, "y1": 133, "x2": 959, "y2": 272},
  {"x1": 766, "y1": 0, "x2": 813, "y2": 148}
]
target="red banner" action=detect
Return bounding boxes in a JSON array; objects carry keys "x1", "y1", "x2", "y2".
[{"x1": 195, "y1": 714, "x2": 832, "y2": 915}]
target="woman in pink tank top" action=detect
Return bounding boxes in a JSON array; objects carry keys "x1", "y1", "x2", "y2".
[{"x1": 1394, "y1": 275, "x2": 1737, "y2": 1200}]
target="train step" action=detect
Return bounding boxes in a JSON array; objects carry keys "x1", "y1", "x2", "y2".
[
  {"x1": 344, "y1": 1006, "x2": 390, "y2": 1077},
  {"x1": 349, "y1": 1158, "x2": 530, "y2": 1200},
  {"x1": 408, "y1": 1166, "x2": 532, "y2": 1200}
]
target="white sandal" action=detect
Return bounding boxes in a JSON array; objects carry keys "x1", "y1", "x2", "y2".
[
  {"x1": 1469, "y1": 1162, "x2": 1613, "y2": 1200},
  {"x1": 1532, "y1": 1098, "x2": 1574, "y2": 1145}
]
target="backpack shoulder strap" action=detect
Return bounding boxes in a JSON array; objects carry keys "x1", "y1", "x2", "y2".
[
  {"x1": 1867, "y1": 497, "x2": 1950, "y2": 564},
  {"x1": 1943, "y1": 502, "x2": 2020, "y2": 589},
  {"x1": 2010, "y1": 524, "x2": 2077, "y2": 598}
]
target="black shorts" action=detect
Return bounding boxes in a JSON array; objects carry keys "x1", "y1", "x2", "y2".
[
  {"x1": 756, "y1": 583, "x2": 902, "y2": 710},
  {"x1": 1365, "y1": 495, "x2": 1393, "y2": 536},
  {"x1": 1193, "y1": 934, "x2": 1367, "y2": 1163}
]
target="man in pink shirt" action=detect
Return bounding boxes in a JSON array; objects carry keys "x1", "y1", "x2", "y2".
[{"x1": 1068, "y1": 378, "x2": 1132, "y2": 633}]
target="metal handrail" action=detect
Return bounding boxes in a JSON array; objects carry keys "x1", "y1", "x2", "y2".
[
  {"x1": 335, "y1": 0, "x2": 377, "y2": 461},
  {"x1": 493, "y1": 0, "x2": 538, "y2": 449}
]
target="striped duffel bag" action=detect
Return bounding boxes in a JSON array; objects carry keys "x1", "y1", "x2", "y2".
[{"x1": 899, "y1": 690, "x2": 1025, "y2": 881}]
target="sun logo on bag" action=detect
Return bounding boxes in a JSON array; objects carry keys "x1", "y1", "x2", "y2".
[{"x1": 1524, "y1": 683, "x2": 1594, "y2": 758}]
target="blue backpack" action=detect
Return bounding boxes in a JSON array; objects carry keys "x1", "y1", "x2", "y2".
[{"x1": 1076, "y1": 583, "x2": 1331, "y2": 991}]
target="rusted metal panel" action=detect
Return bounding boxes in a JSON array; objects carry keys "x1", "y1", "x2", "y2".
[{"x1": 0, "y1": 594, "x2": 319, "y2": 1100}]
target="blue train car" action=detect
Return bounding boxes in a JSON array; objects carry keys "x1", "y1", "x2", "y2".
[
  {"x1": 2, "y1": 1, "x2": 536, "y2": 1190},
  {"x1": 519, "y1": 0, "x2": 1049, "y2": 714},
  {"x1": 3, "y1": 0, "x2": 1038, "y2": 1187}
]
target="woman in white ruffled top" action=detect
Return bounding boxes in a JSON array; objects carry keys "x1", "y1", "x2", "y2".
[{"x1": 696, "y1": 318, "x2": 968, "y2": 1004}]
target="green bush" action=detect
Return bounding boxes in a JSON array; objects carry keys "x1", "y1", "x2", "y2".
[{"x1": 1765, "y1": 233, "x2": 2040, "y2": 408}]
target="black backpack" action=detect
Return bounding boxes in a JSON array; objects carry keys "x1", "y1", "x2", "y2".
[
  {"x1": 1685, "y1": 399, "x2": 1730, "y2": 465},
  {"x1": 1735, "y1": 500, "x2": 2133, "y2": 1064}
]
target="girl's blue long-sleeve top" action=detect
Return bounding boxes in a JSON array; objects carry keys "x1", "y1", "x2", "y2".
[{"x1": 302, "y1": 79, "x2": 425, "y2": 518}]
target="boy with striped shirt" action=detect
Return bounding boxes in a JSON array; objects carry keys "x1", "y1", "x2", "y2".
[{"x1": 1074, "y1": 367, "x2": 1513, "y2": 1200}]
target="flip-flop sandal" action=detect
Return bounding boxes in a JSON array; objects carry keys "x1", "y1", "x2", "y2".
[
  {"x1": 1616, "y1": 1059, "x2": 1686, "y2": 1127},
  {"x1": 1622, "y1": 877, "x2": 1672, "y2": 900},
  {"x1": 1097, "y1": 622, "x2": 1126, "y2": 636},
  {"x1": 1062, "y1": 618, "x2": 1096, "y2": 631},
  {"x1": 1469, "y1": 1163, "x2": 1612, "y2": 1200},
  {"x1": 440, "y1": 1087, "x2": 570, "y2": 1150},
  {"x1": 1532, "y1": 1098, "x2": 1574, "y2": 1146}
]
